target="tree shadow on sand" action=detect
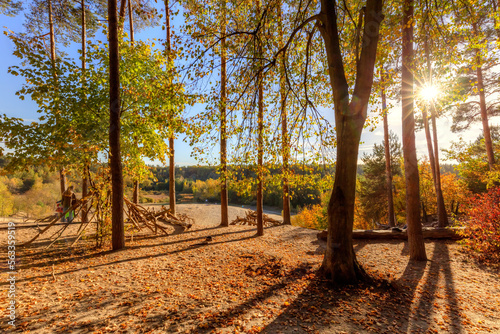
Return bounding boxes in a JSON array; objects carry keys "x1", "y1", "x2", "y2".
[{"x1": 263, "y1": 241, "x2": 465, "y2": 333}]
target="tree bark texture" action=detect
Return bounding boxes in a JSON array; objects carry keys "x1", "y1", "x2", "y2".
[
  {"x1": 256, "y1": 0, "x2": 264, "y2": 236},
  {"x1": 80, "y1": 0, "x2": 89, "y2": 224},
  {"x1": 81, "y1": 164, "x2": 89, "y2": 224},
  {"x1": 220, "y1": 0, "x2": 229, "y2": 227},
  {"x1": 381, "y1": 81, "x2": 395, "y2": 227},
  {"x1": 318, "y1": 0, "x2": 383, "y2": 284},
  {"x1": 165, "y1": 0, "x2": 176, "y2": 216},
  {"x1": 108, "y1": 0, "x2": 125, "y2": 250},
  {"x1": 127, "y1": 0, "x2": 134, "y2": 42},
  {"x1": 475, "y1": 53, "x2": 496, "y2": 170},
  {"x1": 279, "y1": 0, "x2": 291, "y2": 225},
  {"x1": 402, "y1": 0, "x2": 426, "y2": 261},
  {"x1": 169, "y1": 136, "x2": 176, "y2": 215},
  {"x1": 48, "y1": 0, "x2": 67, "y2": 195},
  {"x1": 431, "y1": 111, "x2": 448, "y2": 227},
  {"x1": 133, "y1": 180, "x2": 139, "y2": 204},
  {"x1": 423, "y1": 108, "x2": 436, "y2": 180},
  {"x1": 424, "y1": 32, "x2": 447, "y2": 227}
]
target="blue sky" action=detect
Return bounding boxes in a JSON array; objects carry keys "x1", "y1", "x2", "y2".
[{"x1": 0, "y1": 6, "x2": 492, "y2": 168}]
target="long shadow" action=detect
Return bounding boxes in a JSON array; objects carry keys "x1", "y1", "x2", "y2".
[
  {"x1": 262, "y1": 271, "x2": 413, "y2": 333},
  {"x1": 11, "y1": 260, "x2": 310, "y2": 333},
  {"x1": 2, "y1": 232, "x2": 259, "y2": 286},
  {"x1": 15, "y1": 226, "x2": 258, "y2": 271},
  {"x1": 412, "y1": 242, "x2": 464, "y2": 333},
  {"x1": 190, "y1": 263, "x2": 314, "y2": 333},
  {"x1": 394, "y1": 254, "x2": 428, "y2": 333}
]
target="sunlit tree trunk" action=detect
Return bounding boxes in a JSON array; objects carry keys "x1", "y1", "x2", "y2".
[
  {"x1": 81, "y1": 0, "x2": 89, "y2": 224},
  {"x1": 381, "y1": 75, "x2": 395, "y2": 227},
  {"x1": 108, "y1": 0, "x2": 125, "y2": 250},
  {"x1": 127, "y1": 0, "x2": 134, "y2": 42},
  {"x1": 319, "y1": 0, "x2": 383, "y2": 284},
  {"x1": 119, "y1": 0, "x2": 127, "y2": 26},
  {"x1": 165, "y1": 0, "x2": 176, "y2": 215},
  {"x1": 423, "y1": 32, "x2": 447, "y2": 227},
  {"x1": 220, "y1": 0, "x2": 229, "y2": 227},
  {"x1": 278, "y1": 0, "x2": 291, "y2": 225},
  {"x1": 127, "y1": 0, "x2": 140, "y2": 204},
  {"x1": 422, "y1": 107, "x2": 436, "y2": 179},
  {"x1": 48, "y1": 0, "x2": 67, "y2": 195},
  {"x1": 474, "y1": 46, "x2": 495, "y2": 170},
  {"x1": 431, "y1": 109, "x2": 448, "y2": 227},
  {"x1": 256, "y1": 0, "x2": 264, "y2": 236},
  {"x1": 402, "y1": 0, "x2": 426, "y2": 261}
]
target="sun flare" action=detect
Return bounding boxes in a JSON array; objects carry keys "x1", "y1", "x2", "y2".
[{"x1": 420, "y1": 85, "x2": 439, "y2": 101}]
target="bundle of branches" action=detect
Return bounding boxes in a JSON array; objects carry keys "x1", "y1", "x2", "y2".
[
  {"x1": 21, "y1": 192, "x2": 96, "y2": 248},
  {"x1": 230, "y1": 210, "x2": 283, "y2": 227},
  {"x1": 154, "y1": 207, "x2": 194, "y2": 230},
  {"x1": 20, "y1": 193, "x2": 195, "y2": 249},
  {"x1": 124, "y1": 199, "x2": 193, "y2": 235}
]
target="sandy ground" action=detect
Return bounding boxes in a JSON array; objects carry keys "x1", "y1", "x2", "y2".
[{"x1": 0, "y1": 203, "x2": 499, "y2": 333}]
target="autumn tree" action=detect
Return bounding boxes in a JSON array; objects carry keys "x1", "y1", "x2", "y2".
[
  {"x1": 0, "y1": 0, "x2": 22, "y2": 16},
  {"x1": 449, "y1": 0, "x2": 499, "y2": 170},
  {"x1": 401, "y1": 0, "x2": 427, "y2": 261},
  {"x1": 358, "y1": 132, "x2": 402, "y2": 227}
]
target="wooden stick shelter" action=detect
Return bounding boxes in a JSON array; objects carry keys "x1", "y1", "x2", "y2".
[
  {"x1": 231, "y1": 210, "x2": 283, "y2": 227},
  {"x1": 20, "y1": 193, "x2": 194, "y2": 249}
]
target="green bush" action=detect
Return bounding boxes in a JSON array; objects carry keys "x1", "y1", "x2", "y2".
[{"x1": 192, "y1": 179, "x2": 220, "y2": 202}]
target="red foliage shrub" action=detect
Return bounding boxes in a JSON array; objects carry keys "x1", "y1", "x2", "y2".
[{"x1": 460, "y1": 187, "x2": 500, "y2": 263}]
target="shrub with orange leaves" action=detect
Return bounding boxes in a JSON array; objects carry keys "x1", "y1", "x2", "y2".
[
  {"x1": 460, "y1": 186, "x2": 500, "y2": 263},
  {"x1": 293, "y1": 204, "x2": 327, "y2": 230}
]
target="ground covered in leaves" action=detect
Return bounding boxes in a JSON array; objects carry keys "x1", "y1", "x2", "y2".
[{"x1": 1, "y1": 203, "x2": 499, "y2": 333}]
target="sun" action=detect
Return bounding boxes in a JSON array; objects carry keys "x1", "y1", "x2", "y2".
[{"x1": 420, "y1": 85, "x2": 439, "y2": 101}]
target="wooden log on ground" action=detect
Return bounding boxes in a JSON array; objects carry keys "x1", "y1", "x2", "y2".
[{"x1": 317, "y1": 227, "x2": 465, "y2": 241}]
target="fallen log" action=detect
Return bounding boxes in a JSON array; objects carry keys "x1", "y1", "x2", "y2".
[{"x1": 317, "y1": 227, "x2": 465, "y2": 241}]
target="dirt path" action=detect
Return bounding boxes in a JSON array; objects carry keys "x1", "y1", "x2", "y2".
[{"x1": 0, "y1": 204, "x2": 499, "y2": 333}]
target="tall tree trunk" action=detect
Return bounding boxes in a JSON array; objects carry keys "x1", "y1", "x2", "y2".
[
  {"x1": 278, "y1": 0, "x2": 291, "y2": 225},
  {"x1": 431, "y1": 110, "x2": 448, "y2": 227},
  {"x1": 424, "y1": 31, "x2": 447, "y2": 227},
  {"x1": 402, "y1": 0, "x2": 426, "y2": 261},
  {"x1": 133, "y1": 181, "x2": 139, "y2": 203},
  {"x1": 381, "y1": 76, "x2": 395, "y2": 227},
  {"x1": 127, "y1": 0, "x2": 134, "y2": 42},
  {"x1": 319, "y1": 0, "x2": 383, "y2": 284},
  {"x1": 169, "y1": 137, "x2": 176, "y2": 214},
  {"x1": 165, "y1": 0, "x2": 176, "y2": 215},
  {"x1": 220, "y1": 0, "x2": 229, "y2": 227},
  {"x1": 119, "y1": 0, "x2": 127, "y2": 27},
  {"x1": 82, "y1": 165, "x2": 89, "y2": 223},
  {"x1": 475, "y1": 49, "x2": 496, "y2": 170},
  {"x1": 422, "y1": 107, "x2": 436, "y2": 179},
  {"x1": 81, "y1": 0, "x2": 89, "y2": 224},
  {"x1": 48, "y1": 0, "x2": 67, "y2": 195},
  {"x1": 256, "y1": 0, "x2": 264, "y2": 236},
  {"x1": 128, "y1": 0, "x2": 139, "y2": 205},
  {"x1": 108, "y1": 0, "x2": 125, "y2": 250}
]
